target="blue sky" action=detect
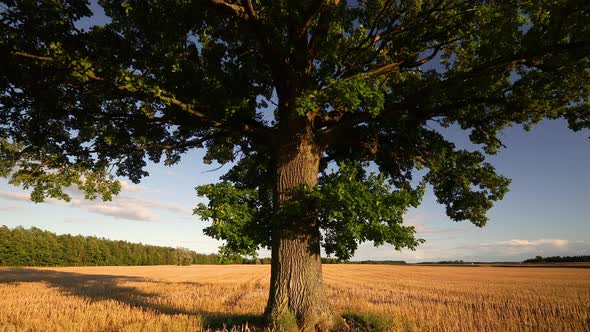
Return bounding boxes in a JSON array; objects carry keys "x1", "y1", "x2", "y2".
[{"x1": 1, "y1": 3, "x2": 588, "y2": 262}]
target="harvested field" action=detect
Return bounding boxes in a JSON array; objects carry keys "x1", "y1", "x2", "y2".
[{"x1": 0, "y1": 265, "x2": 588, "y2": 331}]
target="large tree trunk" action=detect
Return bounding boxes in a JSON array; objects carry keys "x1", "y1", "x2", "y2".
[{"x1": 264, "y1": 126, "x2": 345, "y2": 331}]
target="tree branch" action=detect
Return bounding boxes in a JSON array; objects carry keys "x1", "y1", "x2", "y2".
[
  {"x1": 324, "y1": 36, "x2": 589, "y2": 142},
  {"x1": 349, "y1": 61, "x2": 405, "y2": 80},
  {"x1": 342, "y1": 45, "x2": 443, "y2": 81},
  {"x1": 306, "y1": 0, "x2": 340, "y2": 59},
  {"x1": 12, "y1": 50, "x2": 269, "y2": 139},
  {"x1": 318, "y1": 102, "x2": 407, "y2": 147},
  {"x1": 241, "y1": 0, "x2": 257, "y2": 19},
  {"x1": 13, "y1": 52, "x2": 53, "y2": 62},
  {"x1": 207, "y1": 0, "x2": 246, "y2": 18},
  {"x1": 134, "y1": 136, "x2": 212, "y2": 151}
]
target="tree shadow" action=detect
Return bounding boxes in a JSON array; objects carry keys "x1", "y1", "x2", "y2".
[{"x1": 0, "y1": 268, "x2": 265, "y2": 330}]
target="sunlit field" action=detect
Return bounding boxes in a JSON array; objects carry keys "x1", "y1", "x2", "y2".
[{"x1": 0, "y1": 264, "x2": 588, "y2": 331}]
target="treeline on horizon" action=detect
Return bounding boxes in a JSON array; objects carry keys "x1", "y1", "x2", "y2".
[
  {"x1": 0, "y1": 226, "x2": 223, "y2": 266},
  {"x1": 522, "y1": 255, "x2": 590, "y2": 263},
  {"x1": 0, "y1": 226, "x2": 347, "y2": 266},
  {"x1": 417, "y1": 256, "x2": 590, "y2": 264}
]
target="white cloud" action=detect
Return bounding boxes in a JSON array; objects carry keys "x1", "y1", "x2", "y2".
[
  {"x1": 0, "y1": 189, "x2": 191, "y2": 222},
  {"x1": 115, "y1": 197, "x2": 191, "y2": 215},
  {"x1": 403, "y1": 213, "x2": 473, "y2": 235},
  {"x1": 90, "y1": 204, "x2": 158, "y2": 222},
  {"x1": 452, "y1": 238, "x2": 589, "y2": 261},
  {"x1": 119, "y1": 180, "x2": 146, "y2": 192},
  {"x1": 460, "y1": 238, "x2": 572, "y2": 252},
  {"x1": 413, "y1": 224, "x2": 463, "y2": 234},
  {"x1": 0, "y1": 191, "x2": 30, "y2": 201},
  {"x1": 494, "y1": 238, "x2": 569, "y2": 248},
  {"x1": 351, "y1": 241, "x2": 448, "y2": 262},
  {"x1": 347, "y1": 237, "x2": 588, "y2": 263}
]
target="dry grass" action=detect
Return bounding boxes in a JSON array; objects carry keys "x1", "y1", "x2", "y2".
[{"x1": 0, "y1": 264, "x2": 588, "y2": 331}]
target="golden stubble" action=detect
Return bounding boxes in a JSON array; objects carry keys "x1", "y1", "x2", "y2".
[{"x1": 0, "y1": 264, "x2": 588, "y2": 331}]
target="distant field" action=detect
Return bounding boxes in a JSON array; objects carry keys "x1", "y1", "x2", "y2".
[{"x1": 0, "y1": 265, "x2": 588, "y2": 331}]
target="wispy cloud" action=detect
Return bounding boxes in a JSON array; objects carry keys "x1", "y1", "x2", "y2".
[
  {"x1": 0, "y1": 189, "x2": 191, "y2": 222},
  {"x1": 349, "y1": 237, "x2": 588, "y2": 262},
  {"x1": 71, "y1": 198, "x2": 160, "y2": 221},
  {"x1": 0, "y1": 192, "x2": 29, "y2": 201},
  {"x1": 456, "y1": 238, "x2": 572, "y2": 251},
  {"x1": 119, "y1": 180, "x2": 147, "y2": 192},
  {"x1": 114, "y1": 197, "x2": 191, "y2": 215},
  {"x1": 351, "y1": 241, "x2": 448, "y2": 262},
  {"x1": 413, "y1": 224, "x2": 466, "y2": 234},
  {"x1": 0, "y1": 204, "x2": 19, "y2": 212},
  {"x1": 403, "y1": 212, "x2": 431, "y2": 223},
  {"x1": 494, "y1": 238, "x2": 569, "y2": 248},
  {"x1": 452, "y1": 238, "x2": 589, "y2": 261},
  {"x1": 403, "y1": 212, "x2": 473, "y2": 235}
]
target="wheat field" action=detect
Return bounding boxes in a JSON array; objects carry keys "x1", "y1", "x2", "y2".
[{"x1": 0, "y1": 264, "x2": 588, "y2": 331}]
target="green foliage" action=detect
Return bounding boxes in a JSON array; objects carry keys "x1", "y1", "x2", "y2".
[
  {"x1": 196, "y1": 161, "x2": 425, "y2": 260},
  {"x1": 194, "y1": 151, "x2": 274, "y2": 257},
  {"x1": 273, "y1": 309, "x2": 298, "y2": 332},
  {"x1": 425, "y1": 145, "x2": 511, "y2": 226},
  {"x1": 343, "y1": 311, "x2": 398, "y2": 332},
  {"x1": 195, "y1": 183, "x2": 265, "y2": 257},
  {"x1": 1, "y1": 1, "x2": 589, "y2": 260},
  {"x1": 0, "y1": 225, "x2": 222, "y2": 266},
  {"x1": 317, "y1": 162, "x2": 425, "y2": 259}
]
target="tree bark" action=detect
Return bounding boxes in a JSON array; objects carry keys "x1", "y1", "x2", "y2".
[{"x1": 264, "y1": 124, "x2": 345, "y2": 331}]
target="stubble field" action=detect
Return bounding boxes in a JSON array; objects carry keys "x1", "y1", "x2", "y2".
[{"x1": 0, "y1": 264, "x2": 588, "y2": 331}]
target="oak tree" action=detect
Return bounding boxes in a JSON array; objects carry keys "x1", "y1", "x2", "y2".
[{"x1": 1, "y1": 0, "x2": 589, "y2": 330}]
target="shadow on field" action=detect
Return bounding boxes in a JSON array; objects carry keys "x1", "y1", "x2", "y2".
[{"x1": 0, "y1": 268, "x2": 264, "y2": 329}]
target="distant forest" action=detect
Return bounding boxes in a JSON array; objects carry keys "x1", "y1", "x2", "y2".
[
  {"x1": 523, "y1": 255, "x2": 590, "y2": 263},
  {"x1": 0, "y1": 226, "x2": 231, "y2": 266}
]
